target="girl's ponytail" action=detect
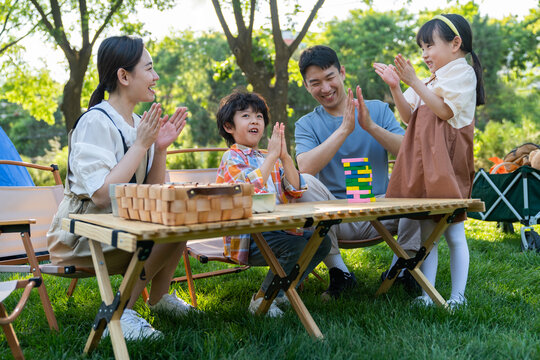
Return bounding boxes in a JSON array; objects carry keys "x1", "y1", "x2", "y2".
[{"x1": 470, "y1": 50, "x2": 485, "y2": 106}]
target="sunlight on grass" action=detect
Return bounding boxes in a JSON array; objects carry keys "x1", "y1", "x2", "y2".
[{"x1": 1, "y1": 219, "x2": 538, "y2": 359}]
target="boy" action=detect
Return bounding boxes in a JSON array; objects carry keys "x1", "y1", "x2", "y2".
[{"x1": 216, "y1": 91, "x2": 331, "y2": 317}]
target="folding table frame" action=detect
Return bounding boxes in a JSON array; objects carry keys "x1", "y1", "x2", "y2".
[{"x1": 62, "y1": 198, "x2": 484, "y2": 359}]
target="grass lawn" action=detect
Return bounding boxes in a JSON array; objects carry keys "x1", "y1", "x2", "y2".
[{"x1": 1, "y1": 219, "x2": 538, "y2": 359}]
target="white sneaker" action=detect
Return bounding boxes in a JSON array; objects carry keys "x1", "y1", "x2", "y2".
[
  {"x1": 447, "y1": 296, "x2": 467, "y2": 310},
  {"x1": 102, "y1": 309, "x2": 163, "y2": 341},
  {"x1": 147, "y1": 291, "x2": 196, "y2": 317},
  {"x1": 248, "y1": 294, "x2": 283, "y2": 317},
  {"x1": 412, "y1": 295, "x2": 434, "y2": 307},
  {"x1": 274, "y1": 294, "x2": 290, "y2": 308}
]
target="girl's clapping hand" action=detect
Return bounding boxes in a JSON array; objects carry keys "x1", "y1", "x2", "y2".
[
  {"x1": 394, "y1": 54, "x2": 418, "y2": 86},
  {"x1": 373, "y1": 62, "x2": 400, "y2": 89}
]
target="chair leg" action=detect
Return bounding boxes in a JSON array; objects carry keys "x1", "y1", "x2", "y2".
[
  {"x1": 0, "y1": 303, "x2": 25, "y2": 360},
  {"x1": 67, "y1": 278, "x2": 78, "y2": 297},
  {"x1": 20, "y1": 232, "x2": 58, "y2": 331},
  {"x1": 182, "y1": 248, "x2": 197, "y2": 307},
  {"x1": 310, "y1": 270, "x2": 325, "y2": 283}
]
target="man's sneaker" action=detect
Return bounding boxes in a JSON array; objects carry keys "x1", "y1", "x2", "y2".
[
  {"x1": 321, "y1": 268, "x2": 357, "y2": 301},
  {"x1": 102, "y1": 309, "x2": 163, "y2": 341},
  {"x1": 147, "y1": 291, "x2": 196, "y2": 317},
  {"x1": 248, "y1": 294, "x2": 284, "y2": 317},
  {"x1": 412, "y1": 295, "x2": 434, "y2": 307}
]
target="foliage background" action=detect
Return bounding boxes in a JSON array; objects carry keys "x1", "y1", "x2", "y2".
[{"x1": 0, "y1": 1, "x2": 539, "y2": 176}]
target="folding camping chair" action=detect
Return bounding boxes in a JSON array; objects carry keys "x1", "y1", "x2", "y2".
[
  {"x1": 0, "y1": 277, "x2": 43, "y2": 360},
  {"x1": 0, "y1": 161, "x2": 66, "y2": 332},
  {"x1": 0, "y1": 160, "x2": 89, "y2": 333},
  {"x1": 469, "y1": 165, "x2": 540, "y2": 251}
]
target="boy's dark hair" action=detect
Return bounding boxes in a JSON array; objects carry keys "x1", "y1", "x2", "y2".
[
  {"x1": 216, "y1": 91, "x2": 270, "y2": 147},
  {"x1": 298, "y1": 45, "x2": 341, "y2": 80},
  {"x1": 89, "y1": 35, "x2": 145, "y2": 108},
  {"x1": 417, "y1": 14, "x2": 485, "y2": 106}
]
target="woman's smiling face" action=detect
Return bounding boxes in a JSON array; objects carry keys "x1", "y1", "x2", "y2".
[{"x1": 128, "y1": 48, "x2": 160, "y2": 102}]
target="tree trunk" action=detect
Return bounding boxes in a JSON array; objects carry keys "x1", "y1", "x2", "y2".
[
  {"x1": 212, "y1": 0, "x2": 324, "y2": 156},
  {"x1": 61, "y1": 49, "x2": 91, "y2": 131}
]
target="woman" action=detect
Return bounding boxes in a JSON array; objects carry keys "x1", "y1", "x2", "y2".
[{"x1": 47, "y1": 35, "x2": 194, "y2": 340}]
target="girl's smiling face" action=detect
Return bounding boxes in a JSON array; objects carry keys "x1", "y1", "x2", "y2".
[
  {"x1": 419, "y1": 29, "x2": 461, "y2": 73},
  {"x1": 224, "y1": 106, "x2": 266, "y2": 148}
]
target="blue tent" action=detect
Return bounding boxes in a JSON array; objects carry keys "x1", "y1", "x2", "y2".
[{"x1": 0, "y1": 126, "x2": 34, "y2": 186}]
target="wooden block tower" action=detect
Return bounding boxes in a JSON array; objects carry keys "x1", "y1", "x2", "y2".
[{"x1": 341, "y1": 157, "x2": 376, "y2": 203}]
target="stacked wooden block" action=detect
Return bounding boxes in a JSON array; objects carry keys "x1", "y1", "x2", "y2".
[
  {"x1": 342, "y1": 157, "x2": 375, "y2": 203},
  {"x1": 113, "y1": 183, "x2": 254, "y2": 225}
]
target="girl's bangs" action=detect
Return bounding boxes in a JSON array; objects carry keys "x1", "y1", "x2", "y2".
[{"x1": 416, "y1": 20, "x2": 437, "y2": 47}]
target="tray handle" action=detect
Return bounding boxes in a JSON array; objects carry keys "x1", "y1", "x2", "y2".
[{"x1": 187, "y1": 185, "x2": 242, "y2": 198}]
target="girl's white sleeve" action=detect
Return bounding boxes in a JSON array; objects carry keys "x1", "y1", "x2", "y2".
[
  {"x1": 403, "y1": 86, "x2": 421, "y2": 114},
  {"x1": 69, "y1": 113, "x2": 124, "y2": 197},
  {"x1": 433, "y1": 64, "x2": 477, "y2": 129}
]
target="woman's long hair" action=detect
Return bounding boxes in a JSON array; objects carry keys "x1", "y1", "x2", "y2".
[{"x1": 88, "y1": 36, "x2": 145, "y2": 108}]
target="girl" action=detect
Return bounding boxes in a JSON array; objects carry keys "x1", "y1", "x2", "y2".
[
  {"x1": 373, "y1": 14, "x2": 485, "y2": 307},
  {"x1": 47, "y1": 35, "x2": 194, "y2": 339}
]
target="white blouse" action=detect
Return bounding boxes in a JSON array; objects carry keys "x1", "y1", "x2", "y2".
[
  {"x1": 404, "y1": 57, "x2": 477, "y2": 129},
  {"x1": 68, "y1": 101, "x2": 154, "y2": 197}
]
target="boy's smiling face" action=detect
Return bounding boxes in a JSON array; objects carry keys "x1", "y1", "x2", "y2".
[{"x1": 224, "y1": 106, "x2": 266, "y2": 149}]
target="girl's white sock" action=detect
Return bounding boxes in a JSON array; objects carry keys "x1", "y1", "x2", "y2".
[{"x1": 444, "y1": 221, "x2": 469, "y2": 300}]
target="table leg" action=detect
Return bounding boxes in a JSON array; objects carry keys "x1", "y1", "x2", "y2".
[
  {"x1": 251, "y1": 232, "x2": 324, "y2": 339},
  {"x1": 371, "y1": 216, "x2": 450, "y2": 307},
  {"x1": 84, "y1": 240, "x2": 148, "y2": 359}
]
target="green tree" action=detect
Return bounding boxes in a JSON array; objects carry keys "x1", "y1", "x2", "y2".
[
  {"x1": 0, "y1": 100, "x2": 66, "y2": 157},
  {"x1": 211, "y1": 0, "x2": 325, "y2": 148},
  {"x1": 0, "y1": 0, "x2": 40, "y2": 55},
  {"x1": 324, "y1": 9, "x2": 416, "y2": 105},
  {"x1": 8, "y1": 0, "x2": 176, "y2": 131},
  {"x1": 147, "y1": 31, "x2": 247, "y2": 148}
]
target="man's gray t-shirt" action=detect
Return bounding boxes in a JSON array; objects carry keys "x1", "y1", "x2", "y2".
[{"x1": 295, "y1": 101, "x2": 404, "y2": 198}]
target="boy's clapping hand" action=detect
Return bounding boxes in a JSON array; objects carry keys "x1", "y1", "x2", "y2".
[{"x1": 267, "y1": 122, "x2": 282, "y2": 161}]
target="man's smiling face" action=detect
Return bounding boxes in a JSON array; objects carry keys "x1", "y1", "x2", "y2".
[{"x1": 303, "y1": 64, "x2": 346, "y2": 112}]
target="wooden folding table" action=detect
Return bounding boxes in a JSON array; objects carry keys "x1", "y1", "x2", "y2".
[{"x1": 62, "y1": 197, "x2": 484, "y2": 359}]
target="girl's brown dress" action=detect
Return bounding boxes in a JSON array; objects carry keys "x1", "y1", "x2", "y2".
[{"x1": 386, "y1": 104, "x2": 475, "y2": 222}]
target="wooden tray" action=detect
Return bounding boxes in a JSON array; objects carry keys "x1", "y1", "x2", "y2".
[{"x1": 113, "y1": 183, "x2": 253, "y2": 225}]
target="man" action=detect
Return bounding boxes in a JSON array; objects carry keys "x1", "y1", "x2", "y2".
[{"x1": 295, "y1": 45, "x2": 420, "y2": 300}]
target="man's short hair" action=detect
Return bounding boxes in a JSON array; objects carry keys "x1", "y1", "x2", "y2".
[{"x1": 298, "y1": 45, "x2": 341, "y2": 80}]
